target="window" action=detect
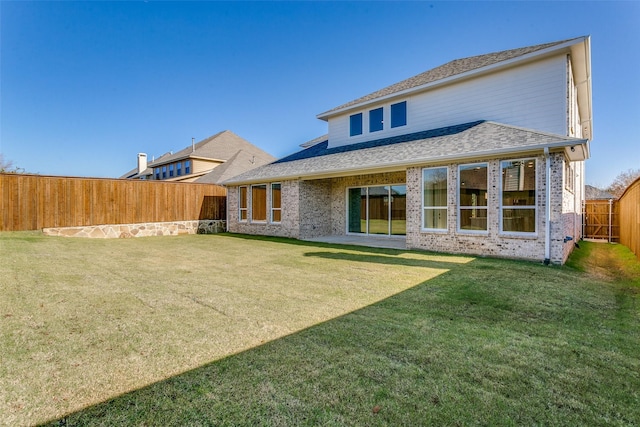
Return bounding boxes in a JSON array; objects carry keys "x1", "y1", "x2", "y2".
[
  {"x1": 391, "y1": 101, "x2": 407, "y2": 128},
  {"x1": 565, "y1": 161, "x2": 574, "y2": 192},
  {"x1": 155, "y1": 168, "x2": 160, "y2": 180},
  {"x1": 458, "y1": 164, "x2": 488, "y2": 232},
  {"x1": 369, "y1": 107, "x2": 383, "y2": 132},
  {"x1": 185, "y1": 160, "x2": 191, "y2": 174},
  {"x1": 239, "y1": 186, "x2": 248, "y2": 221},
  {"x1": 501, "y1": 159, "x2": 536, "y2": 233},
  {"x1": 169, "y1": 164, "x2": 174, "y2": 177},
  {"x1": 422, "y1": 167, "x2": 448, "y2": 230},
  {"x1": 271, "y1": 183, "x2": 281, "y2": 223},
  {"x1": 251, "y1": 184, "x2": 267, "y2": 221},
  {"x1": 162, "y1": 166, "x2": 167, "y2": 179},
  {"x1": 177, "y1": 162, "x2": 182, "y2": 176},
  {"x1": 350, "y1": 113, "x2": 363, "y2": 136}
]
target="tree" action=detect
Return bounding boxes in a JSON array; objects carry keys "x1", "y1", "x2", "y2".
[
  {"x1": 0, "y1": 154, "x2": 15, "y2": 173},
  {"x1": 606, "y1": 168, "x2": 640, "y2": 198}
]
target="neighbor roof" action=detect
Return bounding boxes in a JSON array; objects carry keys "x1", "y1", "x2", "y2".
[
  {"x1": 318, "y1": 37, "x2": 586, "y2": 119},
  {"x1": 195, "y1": 149, "x2": 275, "y2": 184},
  {"x1": 121, "y1": 130, "x2": 274, "y2": 180},
  {"x1": 224, "y1": 121, "x2": 587, "y2": 185},
  {"x1": 150, "y1": 130, "x2": 271, "y2": 166}
]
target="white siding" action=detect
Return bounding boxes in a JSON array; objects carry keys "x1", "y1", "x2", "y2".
[{"x1": 328, "y1": 55, "x2": 569, "y2": 148}]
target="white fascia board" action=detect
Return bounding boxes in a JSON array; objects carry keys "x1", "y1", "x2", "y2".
[
  {"x1": 317, "y1": 37, "x2": 588, "y2": 121},
  {"x1": 570, "y1": 37, "x2": 593, "y2": 140}
]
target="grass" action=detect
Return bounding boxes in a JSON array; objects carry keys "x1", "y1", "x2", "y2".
[{"x1": 1, "y1": 233, "x2": 638, "y2": 426}]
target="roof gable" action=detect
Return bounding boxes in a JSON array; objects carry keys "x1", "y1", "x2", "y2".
[
  {"x1": 149, "y1": 130, "x2": 274, "y2": 167},
  {"x1": 318, "y1": 37, "x2": 586, "y2": 119}
]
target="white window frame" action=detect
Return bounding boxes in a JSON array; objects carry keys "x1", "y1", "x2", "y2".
[
  {"x1": 457, "y1": 163, "x2": 489, "y2": 234},
  {"x1": 500, "y1": 158, "x2": 537, "y2": 235},
  {"x1": 271, "y1": 182, "x2": 282, "y2": 223},
  {"x1": 422, "y1": 166, "x2": 449, "y2": 232},
  {"x1": 238, "y1": 186, "x2": 248, "y2": 222}
]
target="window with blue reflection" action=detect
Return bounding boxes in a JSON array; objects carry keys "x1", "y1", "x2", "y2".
[
  {"x1": 369, "y1": 107, "x2": 383, "y2": 132},
  {"x1": 391, "y1": 101, "x2": 407, "y2": 128},
  {"x1": 350, "y1": 113, "x2": 363, "y2": 136}
]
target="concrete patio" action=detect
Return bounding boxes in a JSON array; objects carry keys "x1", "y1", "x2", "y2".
[{"x1": 303, "y1": 234, "x2": 407, "y2": 250}]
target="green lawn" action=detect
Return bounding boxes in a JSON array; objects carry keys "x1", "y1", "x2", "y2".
[{"x1": 1, "y1": 233, "x2": 638, "y2": 426}]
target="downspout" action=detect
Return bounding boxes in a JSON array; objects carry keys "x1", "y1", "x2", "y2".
[
  {"x1": 226, "y1": 188, "x2": 230, "y2": 233},
  {"x1": 544, "y1": 147, "x2": 551, "y2": 265}
]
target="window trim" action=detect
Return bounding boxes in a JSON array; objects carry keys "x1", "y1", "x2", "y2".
[
  {"x1": 271, "y1": 182, "x2": 282, "y2": 223},
  {"x1": 457, "y1": 163, "x2": 489, "y2": 234},
  {"x1": 500, "y1": 158, "x2": 537, "y2": 235},
  {"x1": 421, "y1": 166, "x2": 449, "y2": 232}
]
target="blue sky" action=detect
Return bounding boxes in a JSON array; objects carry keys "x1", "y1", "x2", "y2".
[{"x1": 1, "y1": 1, "x2": 638, "y2": 187}]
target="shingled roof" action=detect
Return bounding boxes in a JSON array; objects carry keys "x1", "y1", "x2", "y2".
[
  {"x1": 318, "y1": 37, "x2": 584, "y2": 118},
  {"x1": 224, "y1": 121, "x2": 586, "y2": 185},
  {"x1": 151, "y1": 130, "x2": 272, "y2": 165}
]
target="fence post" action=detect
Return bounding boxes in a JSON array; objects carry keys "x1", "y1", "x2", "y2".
[{"x1": 608, "y1": 198, "x2": 613, "y2": 243}]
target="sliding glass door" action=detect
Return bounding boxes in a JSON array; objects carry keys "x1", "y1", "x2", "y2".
[{"x1": 347, "y1": 185, "x2": 406, "y2": 236}]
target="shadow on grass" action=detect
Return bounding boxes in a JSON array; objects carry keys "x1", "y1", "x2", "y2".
[
  {"x1": 222, "y1": 232, "x2": 414, "y2": 256},
  {"x1": 303, "y1": 251, "x2": 469, "y2": 269}
]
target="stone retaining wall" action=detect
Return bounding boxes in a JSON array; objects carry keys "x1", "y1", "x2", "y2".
[{"x1": 43, "y1": 220, "x2": 226, "y2": 238}]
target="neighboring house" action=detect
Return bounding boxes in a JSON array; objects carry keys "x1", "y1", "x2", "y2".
[
  {"x1": 224, "y1": 36, "x2": 593, "y2": 265},
  {"x1": 121, "y1": 130, "x2": 275, "y2": 184}
]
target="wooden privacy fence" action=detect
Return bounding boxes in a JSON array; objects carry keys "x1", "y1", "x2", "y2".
[
  {"x1": 0, "y1": 173, "x2": 226, "y2": 232},
  {"x1": 618, "y1": 177, "x2": 640, "y2": 259},
  {"x1": 583, "y1": 199, "x2": 619, "y2": 241}
]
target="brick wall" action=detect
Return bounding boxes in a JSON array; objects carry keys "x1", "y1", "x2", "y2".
[{"x1": 406, "y1": 153, "x2": 573, "y2": 264}]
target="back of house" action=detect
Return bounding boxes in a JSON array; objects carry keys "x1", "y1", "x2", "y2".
[{"x1": 225, "y1": 37, "x2": 593, "y2": 264}]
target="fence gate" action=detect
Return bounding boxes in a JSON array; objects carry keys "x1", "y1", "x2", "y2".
[{"x1": 583, "y1": 200, "x2": 619, "y2": 241}]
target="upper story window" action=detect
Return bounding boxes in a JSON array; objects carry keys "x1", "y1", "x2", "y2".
[
  {"x1": 185, "y1": 160, "x2": 191, "y2": 175},
  {"x1": 391, "y1": 101, "x2": 407, "y2": 128},
  {"x1": 169, "y1": 164, "x2": 174, "y2": 177},
  {"x1": 176, "y1": 162, "x2": 182, "y2": 176},
  {"x1": 502, "y1": 159, "x2": 536, "y2": 233},
  {"x1": 458, "y1": 163, "x2": 488, "y2": 232},
  {"x1": 350, "y1": 113, "x2": 363, "y2": 137},
  {"x1": 162, "y1": 166, "x2": 167, "y2": 179},
  {"x1": 369, "y1": 107, "x2": 383, "y2": 133},
  {"x1": 155, "y1": 168, "x2": 160, "y2": 180}
]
